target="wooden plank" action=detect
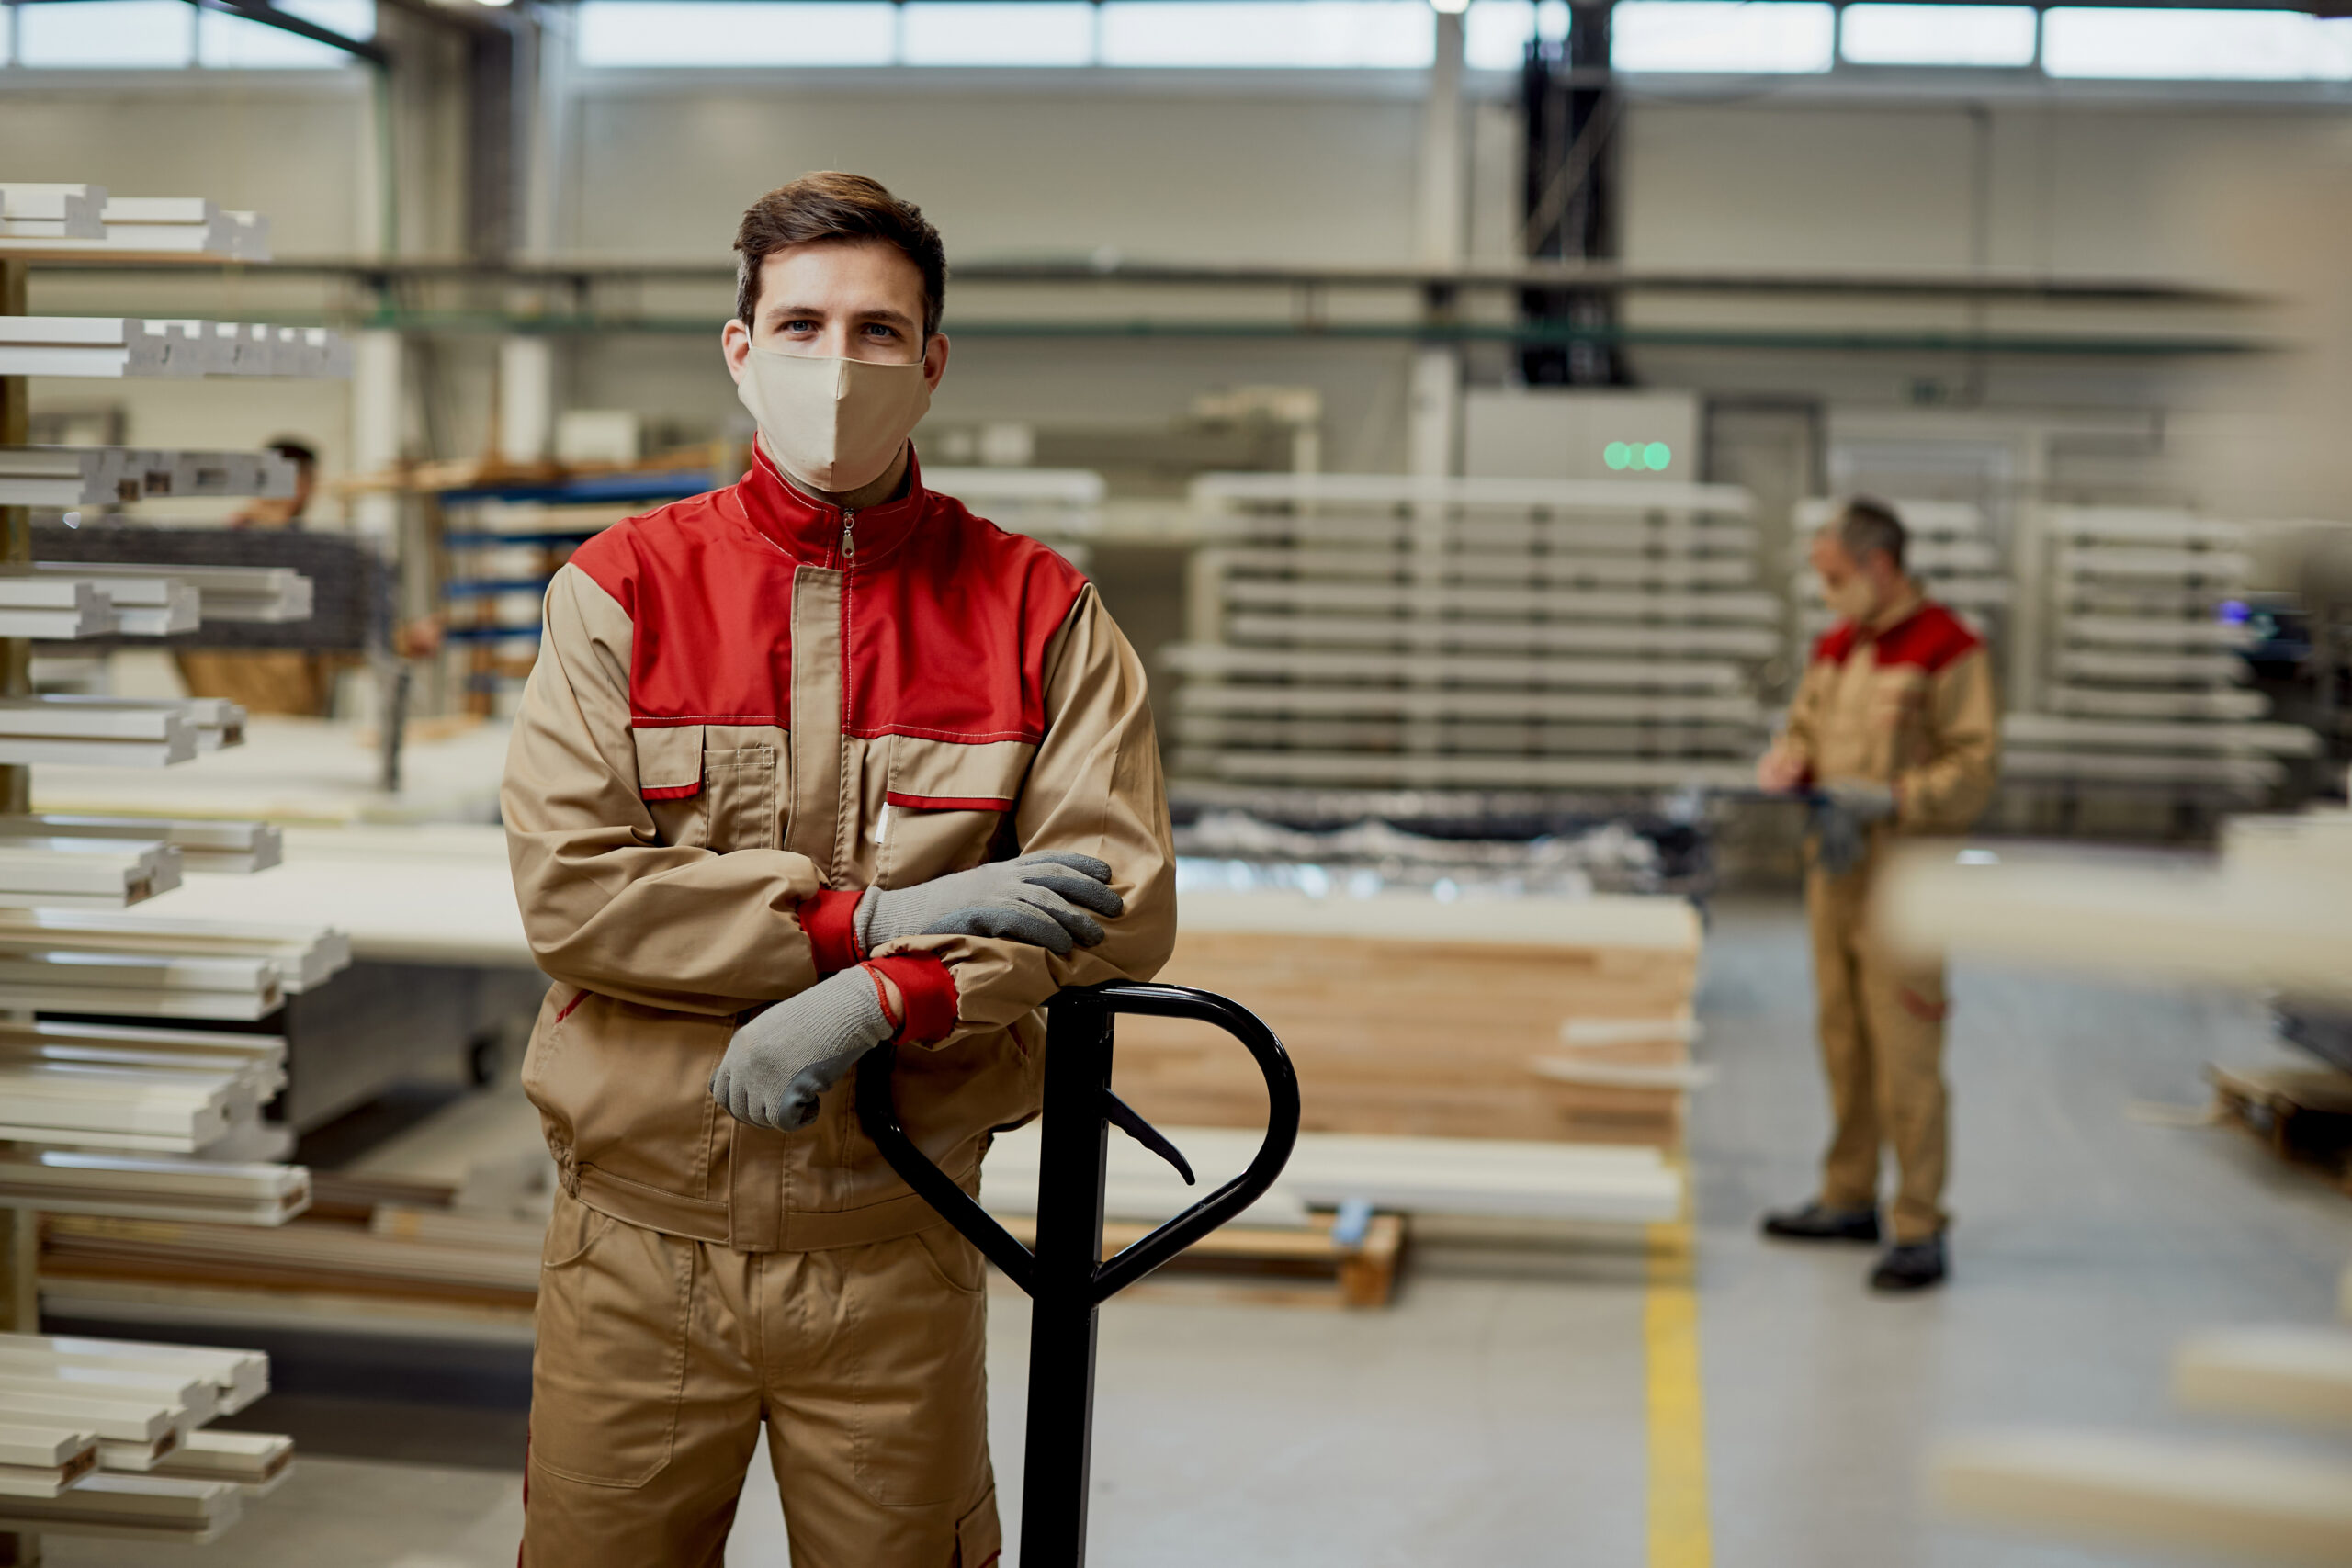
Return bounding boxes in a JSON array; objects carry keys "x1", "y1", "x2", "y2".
[
  {"x1": 1164, "y1": 643, "x2": 1747, "y2": 692},
  {"x1": 2175, "y1": 1326, "x2": 2352, "y2": 1427},
  {"x1": 1224, "y1": 615, "x2": 1782, "y2": 659},
  {"x1": 1933, "y1": 1429, "x2": 2352, "y2": 1567}
]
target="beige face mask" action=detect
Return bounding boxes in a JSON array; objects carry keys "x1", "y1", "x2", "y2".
[
  {"x1": 1822, "y1": 573, "x2": 1880, "y2": 626},
  {"x1": 736, "y1": 346, "x2": 932, "y2": 497}
]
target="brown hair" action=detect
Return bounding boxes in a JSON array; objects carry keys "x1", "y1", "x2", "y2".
[
  {"x1": 1833, "y1": 494, "x2": 1907, "y2": 570},
  {"x1": 732, "y1": 173, "x2": 947, "y2": 339}
]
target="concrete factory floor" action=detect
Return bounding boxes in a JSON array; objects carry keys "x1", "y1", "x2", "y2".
[{"x1": 45, "y1": 896, "x2": 2352, "y2": 1568}]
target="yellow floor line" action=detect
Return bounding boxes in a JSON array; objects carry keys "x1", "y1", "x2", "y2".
[{"x1": 1645, "y1": 1193, "x2": 1713, "y2": 1568}]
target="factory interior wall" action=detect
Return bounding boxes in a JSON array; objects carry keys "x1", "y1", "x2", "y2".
[{"x1": 5, "y1": 68, "x2": 2349, "y2": 517}]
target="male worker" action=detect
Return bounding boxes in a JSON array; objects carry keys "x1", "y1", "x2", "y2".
[
  {"x1": 1755, "y1": 498, "x2": 1997, "y2": 1292},
  {"x1": 502, "y1": 172, "x2": 1175, "y2": 1564},
  {"x1": 176, "y1": 438, "x2": 334, "y2": 716}
]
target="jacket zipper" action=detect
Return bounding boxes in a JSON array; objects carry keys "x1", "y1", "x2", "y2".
[{"x1": 840, "y1": 508, "x2": 856, "y2": 565}]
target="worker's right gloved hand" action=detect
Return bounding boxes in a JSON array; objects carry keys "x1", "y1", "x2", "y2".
[
  {"x1": 710, "y1": 966, "x2": 896, "y2": 1132},
  {"x1": 857, "y1": 852, "x2": 1123, "y2": 957},
  {"x1": 1812, "y1": 782, "x2": 1896, "y2": 877}
]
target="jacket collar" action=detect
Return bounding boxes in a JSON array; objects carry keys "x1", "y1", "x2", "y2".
[
  {"x1": 1860, "y1": 580, "x2": 1926, "y2": 641},
  {"x1": 734, "y1": 439, "x2": 931, "y2": 568}
]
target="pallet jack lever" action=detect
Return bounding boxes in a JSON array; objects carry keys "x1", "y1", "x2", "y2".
[
  {"x1": 857, "y1": 980, "x2": 1299, "y2": 1568},
  {"x1": 1102, "y1": 1086, "x2": 1194, "y2": 1185}
]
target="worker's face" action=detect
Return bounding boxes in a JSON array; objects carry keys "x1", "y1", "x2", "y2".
[
  {"x1": 1813, "y1": 533, "x2": 1899, "y2": 624},
  {"x1": 721, "y1": 240, "x2": 948, "y2": 390}
]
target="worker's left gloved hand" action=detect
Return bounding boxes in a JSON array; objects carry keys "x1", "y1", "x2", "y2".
[
  {"x1": 709, "y1": 967, "x2": 896, "y2": 1132},
  {"x1": 1812, "y1": 782, "x2": 1896, "y2": 877}
]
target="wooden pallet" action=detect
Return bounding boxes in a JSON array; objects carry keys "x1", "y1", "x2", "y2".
[
  {"x1": 997, "y1": 1212, "x2": 1405, "y2": 1309},
  {"x1": 2208, "y1": 1065, "x2": 2352, "y2": 1195}
]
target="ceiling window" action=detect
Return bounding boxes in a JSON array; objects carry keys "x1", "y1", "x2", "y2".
[
  {"x1": 197, "y1": 0, "x2": 375, "y2": 67},
  {"x1": 1611, "y1": 1, "x2": 1836, "y2": 73},
  {"x1": 17, "y1": 0, "x2": 196, "y2": 67},
  {"x1": 900, "y1": 2, "x2": 1095, "y2": 64},
  {"x1": 1839, "y1": 4, "x2": 2036, "y2": 68},
  {"x1": 577, "y1": 2, "x2": 897, "y2": 66},
  {"x1": 1097, "y1": 1, "x2": 1435, "y2": 67},
  {"x1": 1464, "y1": 0, "x2": 1568, "y2": 70},
  {"x1": 2041, "y1": 8, "x2": 2352, "y2": 80}
]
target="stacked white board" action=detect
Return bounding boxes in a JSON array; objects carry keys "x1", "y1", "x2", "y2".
[
  {"x1": 0, "y1": 1332, "x2": 288, "y2": 1545},
  {"x1": 2011, "y1": 508, "x2": 2318, "y2": 803},
  {"x1": 0, "y1": 319, "x2": 346, "y2": 379},
  {"x1": 0, "y1": 186, "x2": 268, "y2": 262},
  {"x1": 1166, "y1": 473, "x2": 1774, "y2": 802},
  {"x1": 0, "y1": 446, "x2": 297, "y2": 508}
]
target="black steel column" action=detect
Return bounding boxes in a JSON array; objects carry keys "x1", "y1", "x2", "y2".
[
  {"x1": 1020, "y1": 995, "x2": 1115, "y2": 1567},
  {"x1": 1521, "y1": 0, "x2": 1625, "y2": 386}
]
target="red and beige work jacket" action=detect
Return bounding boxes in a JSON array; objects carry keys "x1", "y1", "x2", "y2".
[
  {"x1": 1781, "y1": 589, "x2": 2001, "y2": 837},
  {"x1": 502, "y1": 447, "x2": 1177, "y2": 1251}
]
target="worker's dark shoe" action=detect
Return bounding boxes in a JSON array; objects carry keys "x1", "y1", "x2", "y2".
[
  {"x1": 1759, "y1": 1201, "x2": 1881, "y2": 1244},
  {"x1": 1869, "y1": 1234, "x2": 1948, "y2": 1292}
]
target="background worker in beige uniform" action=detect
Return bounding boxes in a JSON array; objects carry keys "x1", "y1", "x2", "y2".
[
  {"x1": 1756, "y1": 498, "x2": 1999, "y2": 1292},
  {"x1": 502, "y1": 173, "x2": 1175, "y2": 1565}
]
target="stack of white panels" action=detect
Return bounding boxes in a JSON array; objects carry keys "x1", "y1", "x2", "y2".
[
  {"x1": 0, "y1": 579, "x2": 111, "y2": 640},
  {"x1": 0, "y1": 915, "x2": 342, "y2": 992},
  {"x1": 0, "y1": 943, "x2": 285, "y2": 1029},
  {"x1": 0, "y1": 184, "x2": 107, "y2": 242},
  {"x1": 0, "y1": 190, "x2": 268, "y2": 265},
  {"x1": 0, "y1": 318, "x2": 345, "y2": 379},
  {"x1": 29, "y1": 561, "x2": 316, "y2": 625},
  {"x1": 1167, "y1": 473, "x2": 1771, "y2": 801},
  {"x1": 0, "y1": 1152, "x2": 308, "y2": 1226},
  {"x1": 0, "y1": 697, "x2": 243, "y2": 766},
  {"x1": 0, "y1": 816, "x2": 282, "y2": 874},
  {"x1": 0, "y1": 836, "x2": 180, "y2": 909},
  {"x1": 0, "y1": 1333, "x2": 285, "y2": 1543},
  {"x1": 1, "y1": 570, "x2": 200, "y2": 637},
  {"x1": 2014, "y1": 508, "x2": 2320, "y2": 801},
  {"x1": 0, "y1": 446, "x2": 298, "y2": 507}
]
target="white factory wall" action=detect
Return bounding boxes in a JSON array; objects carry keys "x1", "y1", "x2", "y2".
[{"x1": 4, "y1": 63, "x2": 2349, "y2": 513}]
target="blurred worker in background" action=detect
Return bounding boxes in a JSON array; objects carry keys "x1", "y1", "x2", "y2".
[
  {"x1": 1756, "y1": 498, "x2": 1999, "y2": 1292},
  {"x1": 175, "y1": 436, "x2": 334, "y2": 716}
]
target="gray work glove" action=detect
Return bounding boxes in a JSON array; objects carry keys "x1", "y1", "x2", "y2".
[
  {"x1": 857, "y1": 852, "x2": 1122, "y2": 957},
  {"x1": 710, "y1": 967, "x2": 895, "y2": 1132},
  {"x1": 1811, "y1": 782, "x2": 1897, "y2": 877}
]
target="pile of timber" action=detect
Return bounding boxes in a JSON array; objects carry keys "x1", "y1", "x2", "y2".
[
  {"x1": 1932, "y1": 1302, "x2": 2352, "y2": 1565},
  {"x1": 0, "y1": 1331, "x2": 289, "y2": 1546},
  {"x1": 0, "y1": 696, "x2": 245, "y2": 767},
  {"x1": 0, "y1": 815, "x2": 281, "y2": 874},
  {"x1": 0, "y1": 186, "x2": 269, "y2": 261},
  {"x1": 0, "y1": 318, "x2": 344, "y2": 379},
  {"x1": 0, "y1": 558, "x2": 316, "y2": 640},
  {"x1": 0, "y1": 1024, "x2": 288, "y2": 1151},
  {"x1": 1118, "y1": 888, "x2": 1702, "y2": 1146}
]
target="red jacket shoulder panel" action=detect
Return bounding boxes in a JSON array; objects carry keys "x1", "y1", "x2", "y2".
[
  {"x1": 843, "y1": 496, "x2": 1091, "y2": 745},
  {"x1": 1874, "y1": 602, "x2": 1982, "y2": 674},
  {"x1": 1811, "y1": 623, "x2": 1860, "y2": 665},
  {"x1": 561, "y1": 482, "x2": 1090, "y2": 743}
]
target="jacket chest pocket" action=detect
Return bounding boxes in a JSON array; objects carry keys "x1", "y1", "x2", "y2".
[
  {"x1": 872, "y1": 737, "x2": 1032, "y2": 886},
  {"x1": 632, "y1": 725, "x2": 784, "y2": 852}
]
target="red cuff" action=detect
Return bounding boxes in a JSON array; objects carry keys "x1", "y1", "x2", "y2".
[
  {"x1": 865, "y1": 953, "x2": 960, "y2": 1045},
  {"x1": 798, "y1": 889, "x2": 865, "y2": 975}
]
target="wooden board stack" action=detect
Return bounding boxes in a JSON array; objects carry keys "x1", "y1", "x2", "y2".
[
  {"x1": 0, "y1": 446, "x2": 298, "y2": 507},
  {"x1": 1116, "y1": 888, "x2": 1703, "y2": 1147},
  {"x1": 0, "y1": 186, "x2": 268, "y2": 263},
  {"x1": 0, "y1": 1331, "x2": 288, "y2": 1545},
  {"x1": 1166, "y1": 473, "x2": 1771, "y2": 804},
  {"x1": 0, "y1": 318, "x2": 345, "y2": 379},
  {"x1": 0, "y1": 696, "x2": 245, "y2": 766},
  {"x1": 2007, "y1": 507, "x2": 2319, "y2": 804}
]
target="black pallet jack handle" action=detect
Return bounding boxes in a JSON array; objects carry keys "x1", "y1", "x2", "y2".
[{"x1": 856, "y1": 980, "x2": 1301, "y2": 1568}]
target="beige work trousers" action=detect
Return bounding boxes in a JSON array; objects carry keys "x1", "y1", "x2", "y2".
[
  {"x1": 519, "y1": 1188, "x2": 1001, "y2": 1568},
  {"x1": 1808, "y1": 856, "x2": 1951, "y2": 1244}
]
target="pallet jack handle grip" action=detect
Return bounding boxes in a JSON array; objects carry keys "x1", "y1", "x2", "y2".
[{"x1": 854, "y1": 980, "x2": 1301, "y2": 1305}]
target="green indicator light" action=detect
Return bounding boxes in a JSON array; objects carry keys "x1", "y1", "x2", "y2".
[
  {"x1": 1644, "y1": 441, "x2": 1672, "y2": 471},
  {"x1": 1603, "y1": 442, "x2": 1632, "y2": 470}
]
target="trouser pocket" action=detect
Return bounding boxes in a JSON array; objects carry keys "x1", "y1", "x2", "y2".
[
  {"x1": 842, "y1": 1231, "x2": 991, "y2": 1507},
  {"x1": 531, "y1": 1189, "x2": 695, "y2": 1487}
]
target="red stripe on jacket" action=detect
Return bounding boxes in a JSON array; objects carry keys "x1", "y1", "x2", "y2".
[
  {"x1": 1811, "y1": 601, "x2": 1979, "y2": 673},
  {"x1": 566, "y1": 453, "x2": 1090, "y2": 748}
]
